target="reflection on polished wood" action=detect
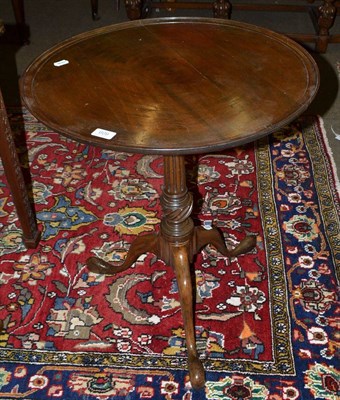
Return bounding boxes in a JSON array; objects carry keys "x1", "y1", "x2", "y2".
[{"x1": 21, "y1": 18, "x2": 319, "y2": 388}]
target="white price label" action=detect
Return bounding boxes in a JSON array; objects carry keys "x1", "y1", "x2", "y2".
[
  {"x1": 53, "y1": 59, "x2": 69, "y2": 67},
  {"x1": 91, "y1": 128, "x2": 117, "y2": 140}
]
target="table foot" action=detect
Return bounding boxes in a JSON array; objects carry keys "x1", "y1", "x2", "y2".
[
  {"x1": 195, "y1": 226, "x2": 256, "y2": 257},
  {"x1": 23, "y1": 230, "x2": 42, "y2": 249},
  {"x1": 87, "y1": 233, "x2": 158, "y2": 274},
  {"x1": 188, "y1": 355, "x2": 205, "y2": 390}
]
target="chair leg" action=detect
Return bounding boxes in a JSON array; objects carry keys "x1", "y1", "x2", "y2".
[
  {"x1": 11, "y1": 0, "x2": 28, "y2": 44},
  {"x1": 91, "y1": 0, "x2": 100, "y2": 20},
  {"x1": 0, "y1": 90, "x2": 40, "y2": 248},
  {"x1": 315, "y1": 0, "x2": 336, "y2": 53}
]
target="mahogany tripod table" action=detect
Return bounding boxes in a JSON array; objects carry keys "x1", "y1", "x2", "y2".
[{"x1": 21, "y1": 17, "x2": 319, "y2": 389}]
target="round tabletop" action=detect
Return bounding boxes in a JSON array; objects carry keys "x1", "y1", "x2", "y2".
[{"x1": 21, "y1": 17, "x2": 319, "y2": 155}]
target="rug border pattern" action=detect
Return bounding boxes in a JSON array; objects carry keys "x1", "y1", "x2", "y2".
[{"x1": 304, "y1": 117, "x2": 340, "y2": 282}]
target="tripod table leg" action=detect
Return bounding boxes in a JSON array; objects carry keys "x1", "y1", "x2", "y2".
[
  {"x1": 194, "y1": 226, "x2": 256, "y2": 258},
  {"x1": 87, "y1": 233, "x2": 158, "y2": 274},
  {"x1": 172, "y1": 245, "x2": 205, "y2": 389}
]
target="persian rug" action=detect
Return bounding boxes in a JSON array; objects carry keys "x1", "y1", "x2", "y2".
[{"x1": 0, "y1": 109, "x2": 339, "y2": 400}]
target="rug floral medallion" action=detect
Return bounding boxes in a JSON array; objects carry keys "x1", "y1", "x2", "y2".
[{"x1": 0, "y1": 110, "x2": 339, "y2": 399}]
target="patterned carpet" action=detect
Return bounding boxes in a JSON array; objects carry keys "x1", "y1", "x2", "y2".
[{"x1": 0, "y1": 110, "x2": 339, "y2": 399}]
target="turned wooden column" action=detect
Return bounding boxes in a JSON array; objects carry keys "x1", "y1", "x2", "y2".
[{"x1": 160, "y1": 156, "x2": 194, "y2": 243}]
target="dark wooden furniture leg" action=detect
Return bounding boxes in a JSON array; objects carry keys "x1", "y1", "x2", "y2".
[
  {"x1": 88, "y1": 154, "x2": 256, "y2": 389},
  {"x1": 0, "y1": 90, "x2": 40, "y2": 248},
  {"x1": 11, "y1": 0, "x2": 24, "y2": 24},
  {"x1": 213, "y1": 0, "x2": 232, "y2": 18},
  {"x1": 316, "y1": 0, "x2": 337, "y2": 52},
  {"x1": 11, "y1": 0, "x2": 28, "y2": 44},
  {"x1": 124, "y1": 0, "x2": 143, "y2": 20},
  {"x1": 91, "y1": 0, "x2": 100, "y2": 20}
]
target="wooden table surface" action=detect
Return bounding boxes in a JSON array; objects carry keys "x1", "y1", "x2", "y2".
[{"x1": 21, "y1": 17, "x2": 319, "y2": 155}]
